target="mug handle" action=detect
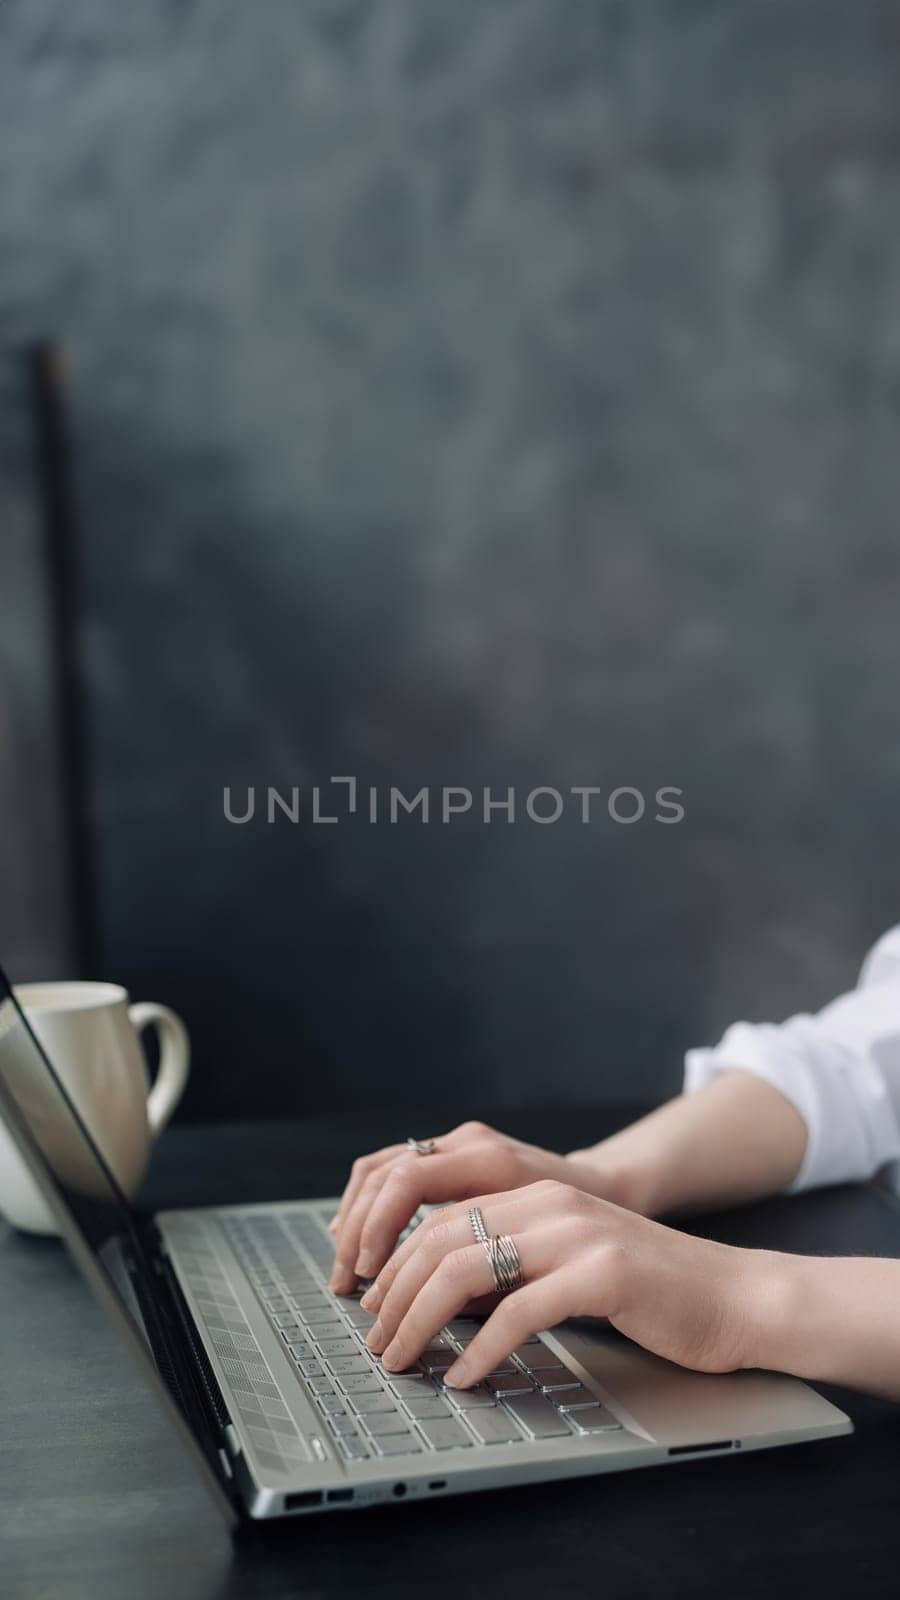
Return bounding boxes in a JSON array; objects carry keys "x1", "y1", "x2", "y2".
[{"x1": 128, "y1": 1002, "x2": 191, "y2": 1135}]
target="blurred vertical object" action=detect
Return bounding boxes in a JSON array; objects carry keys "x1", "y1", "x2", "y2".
[
  {"x1": 0, "y1": 347, "x2": 73, "y2": 978},
  {"x1": 28, "y1": 341, "x2": 95, "y2": 976}
]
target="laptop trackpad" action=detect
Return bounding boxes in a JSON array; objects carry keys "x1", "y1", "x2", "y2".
[{"x1": 553, "y1": 1319, "x2": 844, "y2": 1447}]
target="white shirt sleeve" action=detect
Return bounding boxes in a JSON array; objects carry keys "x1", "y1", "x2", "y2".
[{"x1": 683, "y1": 925, "x2": 900, "y2": 1193}]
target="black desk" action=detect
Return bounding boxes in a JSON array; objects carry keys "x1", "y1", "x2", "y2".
[{"x1": 2, "y1": 1109, "x2": 900, "y2": 1600}]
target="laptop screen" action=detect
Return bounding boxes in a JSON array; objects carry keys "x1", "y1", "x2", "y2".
[
  {"x1": 0, "y1": 971, "x2": 152, "y2": 1301},
  {"x1": 0, "y1": 967, "x2": 236, "y2": 1520}
]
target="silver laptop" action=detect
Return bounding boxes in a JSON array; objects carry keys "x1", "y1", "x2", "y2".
[{"x1": 0, "y1": 969, "x2": 851, "y2": 1527}]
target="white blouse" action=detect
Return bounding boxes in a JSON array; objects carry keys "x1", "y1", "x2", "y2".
[{"x1": 684, "y1": 924, "x2": 900, "y2": 1193}]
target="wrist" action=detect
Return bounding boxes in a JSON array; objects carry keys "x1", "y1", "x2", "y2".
[
  {"x1": 739, "y1": 1249, "x2": 807, "y2": 1373},
  {"x1": 562, "y1": 1149, "x2": 656, "y2": 1215}
]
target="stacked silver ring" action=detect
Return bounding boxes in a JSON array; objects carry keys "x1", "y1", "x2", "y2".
[
  {"x1": 487, "y1": 1233, "x2": 524, "y2": 1294},
  {"x1": 468, "y1": 1208, "x2": 524, "y2": 1294},
  {"x1": 468, "y1": 1206, "x2": 490, "y2": 1247}
]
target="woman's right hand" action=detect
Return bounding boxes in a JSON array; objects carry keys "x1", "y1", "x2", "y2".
[{"x1": 328, "y1": 1121, "x2": 610, "y2": 1294}]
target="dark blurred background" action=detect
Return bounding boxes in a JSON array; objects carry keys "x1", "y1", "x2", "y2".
[{"x1": 2, "y1": 1, "x2": 900, "y2": 1121}]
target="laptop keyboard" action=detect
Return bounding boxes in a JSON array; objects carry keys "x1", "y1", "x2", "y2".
[{"x1": 223, "y1": 1210, "x2": 621, "y2": 1462}]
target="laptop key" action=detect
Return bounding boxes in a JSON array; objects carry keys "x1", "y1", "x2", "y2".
[
  {"x1": 350, "y1": 1393, "x2": 398, "y2": 1415},
  {"x1": 306, "y1": 1323, "x2": 346, "y2": 1342},
  {"x1": 567, "y1": 1409, "x2": 623, "y2": 1433},
  {"x1": 328, "y1": 1415, "x2": 360, "y2": 1439},
  {"x1": 421, "y1": 1350, "x2": 456, "y2": 1372},
  {"x1": 317, "y1": 1338, "x2": 356, "y2": 1358},
  {"x1": 503, "y1": 1393, "x2": 571, "y2": 1438},
  {"x1": 337, "y1": 1435, "x2": 370, "y2": 1461},
  {"x1": 522, "y1": 1351, "x2": 566, "y2": 1372},
  {"x1": 338, "y1": 1373, "x2": 385, "y2": 1396},
  {"x1": 550, "y1": 1385, "x2": 602, "y2": 1410},
  {"x1": 486, "y1": 1373, "x2": 533, "y2": 1395},
  {"x1": 443, "y1": 1385, "x2": 496, "y2": 1410},
  {"x1": 389, "y1": 1375, "x2": 436, "y2": 1398},
  {"x1": 308, "y1": 1374, "x2": 338, "y2": 1395},
  {"x1": 466, "y1": 1407, "x2": 522, "y2": 1445},
  {"x1": 417, "y1": 1417, "x2": 473, "y2": 1450},
  {"x1": 404, "y1": 1396, "x2": 453, "y2": 1420},
  {"x1": 372, "y1": 1433, "x2": 422, "y2": 1456},
  {"x1": 363, "y1": 1411, "x2": 413, "y2": 1436},
  {"x1": 286, "y1": 1343, "x2": 315, "y2": 1365},
  {"x1": 344, "y1": 1301, "x2": 376, "y2": 1321},
  {"x1": 327, "y1": 1355, "x2": 372, "y2": 1377}
]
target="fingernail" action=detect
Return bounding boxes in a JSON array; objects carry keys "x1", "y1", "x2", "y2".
[
  {"x1": 327, "y1": 1219, "x2": 339, "y2": 1235},
  {"x1": 382, "y1": 1341, "x2": 403, "y2": 1371},
  {"x1": 329, "y1": 1259, "x2": 354, "y2": 1292},
  {"x1": 366, "y1": 1319, "x2": 384, "y2": 1352},
  {"x1": 355, "y1": 1250, "x2": 375, "y2": 1278},
  {"x1": 360, "y1": 1284, "x2": 381, "y2": 1311},
  {"x1": 442, "y1": 1361, "x2": 467, "y2": 1388}
]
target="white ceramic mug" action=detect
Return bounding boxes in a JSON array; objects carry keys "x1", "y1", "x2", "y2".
[{"x1": 0, "y1": 980, "x2": 190, "y2": 1234}]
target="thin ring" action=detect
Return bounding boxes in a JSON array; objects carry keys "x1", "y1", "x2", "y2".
[
  {"x1": 407, "y1": 1136, "x2": 438, "y2": 1156},
  {"x1": 487, "y1": 1233, "x2": 524, "y2": 1295},
  {"x1": 468, "y1": 1206, "x2": 490, "y2": 1248}
]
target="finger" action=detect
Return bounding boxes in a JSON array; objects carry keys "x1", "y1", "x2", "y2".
[
  {"x1": 368, "y1": 1196, "x2": 528, "y2": 1344},
  {"x1": 354, "y1": 1148, "x2": 511, "y2": 1283},
  {"x1": 443, "y1": 1267, "x2": 580, "y2": 1387},
  {"x1": 362, "y1": 1185, "x2": 536, "y2": 1310},
  {"x1": 331, "y1": 1162, "x2": 401, "y2": 1290},
  {"x1": 377, "y1": 1243, "x2": 496, "y2": 1371},
  {"x1": 378, "y1": 1227, "x2": 565, "y2": 1372},
  {"x1": 364, "y1": 1186, "x2": 542, "y2": 1323},
  {"x1": 330, "y1": 1145, "x2": 406, "y2": 1238},
  {"x1": 333, "y1": 1147, "x2": 449, "y2": 1290},
  {"x1": 331, "y1": 1123, "x2": 476, "y2": 1255}
]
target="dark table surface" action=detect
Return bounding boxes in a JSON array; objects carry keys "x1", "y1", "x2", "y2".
[{"x1": 3, "y1": 1107, "x2": 900, "y2": 1600}]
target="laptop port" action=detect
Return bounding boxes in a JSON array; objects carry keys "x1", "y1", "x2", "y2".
[
  {"x1": 326, "y1": 1489, "x2": 354, "y2": 1504},
  {"x1": 392, "y1": 1483, "x2": 407, "y2": 1498},
  {"x1": 285, "y1": 1490, "x2": 324, "y2": 1510},
  {"x1": 428, "y1": 1480, "x2": 447, "y2": 1491},
  {"x1": 668, "y1": 1441, "x2": 733, "y2": 1457}
]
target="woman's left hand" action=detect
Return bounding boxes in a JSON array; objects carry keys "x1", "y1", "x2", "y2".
[{"x1": 361, "y1": 1180, "x2": 782, "y2": 1387}]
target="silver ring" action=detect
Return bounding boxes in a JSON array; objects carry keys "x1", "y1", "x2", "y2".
[
  {"x1": 407, "y1": 1136, "x2": 437, "y2": 1156},
  {"x1": 487, "y1": 1233, "x2": 524, "y2": 1295},
  {"x1": 468, "y1": 1206, "x2": 490, "y2": 1248}
]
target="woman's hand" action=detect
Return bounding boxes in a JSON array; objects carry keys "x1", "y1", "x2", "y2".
[
  {"x1": 360, "y1": 1180, "x2": 778, "y2": 1387},
  {"x1": 329, "y1": 1123, "x2": 611, "y2": 1293},
  {"x1": 329, "y1": 1073, "x2": 813, "y2": 1296}
]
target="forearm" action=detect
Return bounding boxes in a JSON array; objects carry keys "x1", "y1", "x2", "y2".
[
  {"x1": 566, "y1": 1070, "x2": 808, "y2": 1216},
  {"x1": 753, "y1": 1252, "x2": 900, "y2": 1402}
]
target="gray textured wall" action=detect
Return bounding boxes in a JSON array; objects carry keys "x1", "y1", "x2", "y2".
[{"x1": 2, "y1": 0, "x2": 900, "y2": 1118}]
